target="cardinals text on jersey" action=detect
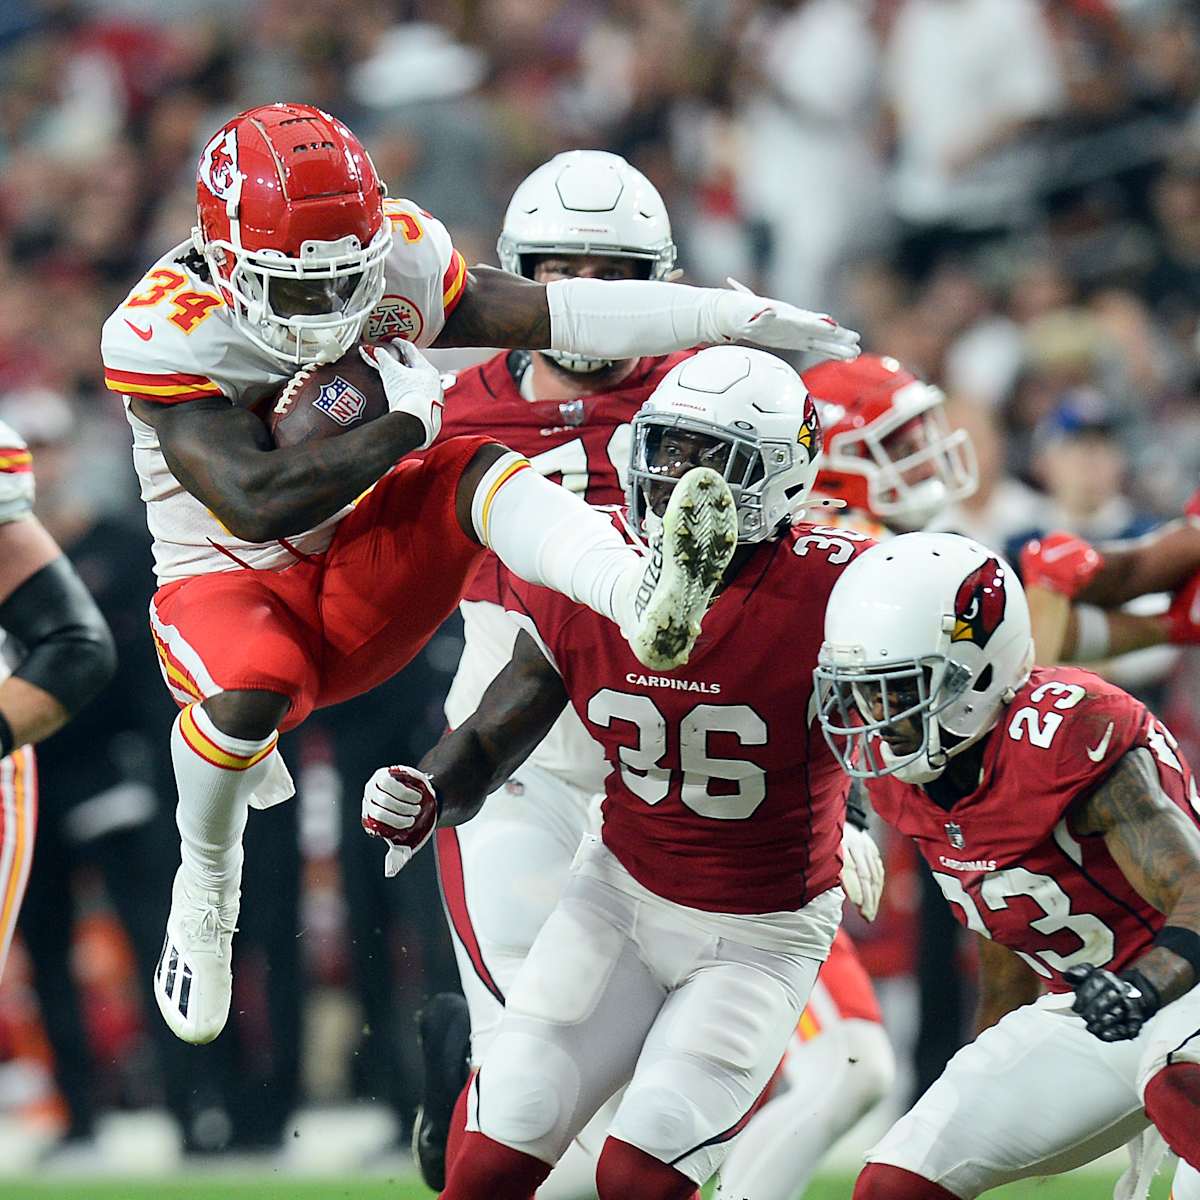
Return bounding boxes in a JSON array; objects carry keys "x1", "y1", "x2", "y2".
[{"x1": 504, "y1": 516, "x2": 876, "y2": 914}]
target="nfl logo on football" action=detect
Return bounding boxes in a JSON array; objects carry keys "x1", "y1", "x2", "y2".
[
  {"x1": 944, "y1": 821, "x2": 966, "y2": 850},
  {"x1": 313, "y1": 376, "x2": 366, "y2": 426}
]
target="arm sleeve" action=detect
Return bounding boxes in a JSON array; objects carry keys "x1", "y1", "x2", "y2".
[{"x1": 0, "y1": 556, "x2": 116, "y2": 716}]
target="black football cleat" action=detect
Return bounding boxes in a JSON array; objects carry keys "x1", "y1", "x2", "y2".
[{"x1": 412, "y1": 992, "x2": 472, "y2": 1190}]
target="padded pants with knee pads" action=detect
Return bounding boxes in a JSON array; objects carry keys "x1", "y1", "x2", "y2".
[
  {"x1": 865, "y1": 987, "x2": 1200, "y2": 1197},
  {"x1": 466, "y1": 837, "x2": 833, "y2": 1186}
]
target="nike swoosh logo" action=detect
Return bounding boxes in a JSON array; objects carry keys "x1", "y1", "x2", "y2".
[
  {"x1": 1087, "y1": 721, "x2": 1115, "y2": 763},
  {"x1": 125, "y1": 319, "x2": 153, "y2": 341}
]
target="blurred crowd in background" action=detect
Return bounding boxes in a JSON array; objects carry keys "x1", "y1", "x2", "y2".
[{"x1": 2, "y1": 0, "x2": 1200, "y2": 1173}]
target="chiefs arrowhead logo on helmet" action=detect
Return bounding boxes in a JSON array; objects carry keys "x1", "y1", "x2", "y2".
[
  {"x1": 796, "y1": 394, "x2": 820, "y2": 462},
  {"x1": 199, "y1": 128, "x2": 239, "y2": 200},
  {"x1": 951, "y1": 557, "x2": 1007, "y2": 649}
]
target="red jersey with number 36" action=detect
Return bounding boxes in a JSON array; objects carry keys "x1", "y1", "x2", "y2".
[
  {"x1": 505, "y1": 518, "x2": 875, "y2": 914},
  {"x1": 440, "y1": 351, "x2": 693, "y2": 605},
  {"x1": 869, "y1": 667, "x2": 1200, "y2": 992}
]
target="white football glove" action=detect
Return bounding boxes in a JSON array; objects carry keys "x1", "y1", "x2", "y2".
[
  {"x1": 361, "y1": 339, "x2": 444, "y2": 449},
  {"x1": 715, "y1": 278, "x2": 860, "y2": 363},
  {"x1": 361, "y1": 765, "x2": 438, "y2": 877},
  {"x1": 841, "y1": 823, "x2": 885, "y2": 922}
]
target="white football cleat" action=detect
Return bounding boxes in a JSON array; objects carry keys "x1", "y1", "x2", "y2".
[
  {"x1": 624, "y1": 466, "x2": 737, "y2": 670},
  {"x1": 154, "y1": 867, "x2": 238, "y2": 1045}
]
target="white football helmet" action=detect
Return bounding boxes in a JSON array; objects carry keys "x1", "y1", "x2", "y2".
[
  {"x1": 815, "y1": 532, "x2": 1034, "y2": 783},
  {"x1": 628, "y1": 346, "x2": 822, "y2": 543},
  {"x1": 497, "y1": 149, "x2": 676, "y2": 373}
]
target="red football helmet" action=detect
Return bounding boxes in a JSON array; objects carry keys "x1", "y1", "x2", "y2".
[
  {"x1": 193, "y1": 102, "x2": 391, "y2": 364},
  {"x1": 802, "y1": 354, "x2": 977, "y2": 530}
]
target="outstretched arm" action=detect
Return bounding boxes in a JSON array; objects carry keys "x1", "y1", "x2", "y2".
[
  {"x1": 1071, "y1": 747, "x2": 1200, "y2": 1012},
  {"x1": 433, "y1": 265, "x2": 859, "y2": 361},
  {"x1": 419, "y1": 629, "x2": 569, "y2": 827},
  {"x1": 130, "y1": 396, "x2": 426, "y2": 544},
  {"x1": 1080, "y1": 521, "x2": 1200, "y2": 607}
]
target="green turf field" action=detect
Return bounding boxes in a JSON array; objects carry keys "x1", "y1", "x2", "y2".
[{"x1": 0, "y1": 1172, "x2": 1173, "y2": 1200}]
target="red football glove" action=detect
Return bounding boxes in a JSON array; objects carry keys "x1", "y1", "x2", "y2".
[
  {"x1": 1019, "y1": 532, "x2": 1104, "y2": 598},
  {"x1": 362, "y1": 765, "x2": 439, "y2": 877},
  {"x1": 1165, "y1": 568, "x2": 1200, "y2": 645}
]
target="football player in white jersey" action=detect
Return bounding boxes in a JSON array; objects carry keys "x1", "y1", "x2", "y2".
[
  {"x1": 715, "y1": 354, "x2": 979, "y2": 1200},
  {"x1": 99, "y1": 103, "x2": 861, "y2": 1045},
  {"x1": 0, "y1": 420, "x2": 114, "y2": 978}
]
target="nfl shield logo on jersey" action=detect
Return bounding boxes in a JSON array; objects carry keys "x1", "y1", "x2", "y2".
[
  {"x1": 945, "y1": 821, "x2": 966, "y2": 850},
  {"x1": 313, "y1": 376, "x2": 366, "y2": 426}
]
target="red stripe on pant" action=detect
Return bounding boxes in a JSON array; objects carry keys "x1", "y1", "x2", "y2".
[{"x1": 435, "y1": 827, "x2": 506, "y2": 1006}]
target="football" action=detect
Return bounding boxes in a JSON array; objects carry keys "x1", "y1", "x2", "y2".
[{"x1": 268, "y1": 343, "x2": 391, "y2": 448}]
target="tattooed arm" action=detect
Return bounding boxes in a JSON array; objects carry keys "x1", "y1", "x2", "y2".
[
  {"x1": 419, "y1": 630, "x2": 569, "y2": 827},
  {"x1": 1072, "y1": 747, "x2": 1200, "y2": 1006},
  {"x1": 433, "y1": 266, "x2": 550, "y2": 349},
  {"x1": 130, "y1": 396, "x2": 426, "y2": 543},
  {"x1": 975, "y1": 936, "x2": 1042, "y2": 1034}
]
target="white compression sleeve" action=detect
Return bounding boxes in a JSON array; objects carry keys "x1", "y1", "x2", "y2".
[
  {"x1": 470, "y1": 451, "x2": 640, "y2": 629},
  {"x1": 546, "y1": 277, "x2": 751, "y2": 359}
]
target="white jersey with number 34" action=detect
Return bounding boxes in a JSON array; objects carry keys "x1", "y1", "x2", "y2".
[{"x1": 99, "y1": 200, "x2": 467, "y2": 585}]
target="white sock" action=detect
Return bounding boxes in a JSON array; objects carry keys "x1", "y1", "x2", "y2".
[
  {"x1": 171, "y1": 702, "x2": 278, "y2": 895},
  {"x1": 471, "y1": 452, "x2": 641, "y2": 630},
  {"x1": 716, "y1": 1020, "x2": 895, "y2": 1200}
]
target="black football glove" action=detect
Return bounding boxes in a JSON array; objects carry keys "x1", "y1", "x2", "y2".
[{"x1": 1065, "y1": 964, "x2": 1160, "y2": 1042}]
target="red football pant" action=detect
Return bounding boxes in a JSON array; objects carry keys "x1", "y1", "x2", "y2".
[
  {"x1": 1145, "y1": 1062, "x2": 1200, "y2": 1170},
  {"x1": 150, "y1": 436, "x2": 491, "y2": 731},
  {"x1": 441, "y1": 1132, "x2": 550, "y2": 1200},
  {"x1": 854, "y1": 1164, "x2": 960, "y2": 1199}
]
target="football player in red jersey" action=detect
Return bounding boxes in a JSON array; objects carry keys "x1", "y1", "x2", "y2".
[
  {"x1": 100, "y1": 104, "x2": 862, "y2": 1046},
  {"x1": 409, "y1": 153, "x2": 887, "y2": 1197},
  {"x1": 715, "y1": 354, "x2": 981, "y2": 1200},
  {"x1": 0, "y1": 419, "x2": 114, "y2": 979},
  {"x1": 363, "y1": 345, "x2": 880, "y2": 1200},
  {"x1": 813, "y1": 532, "x2": 1200, "y2": 1198},
  {"x1": 1019, "y1": 490, "x2": 1200, "y2": 664}
]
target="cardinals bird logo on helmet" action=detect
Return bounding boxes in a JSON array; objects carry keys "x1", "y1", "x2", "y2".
[{"x1": 951, "y1": 557, "x2": 1008, "y2": 650}]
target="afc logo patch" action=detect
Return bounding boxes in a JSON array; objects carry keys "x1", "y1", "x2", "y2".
[
  {"x1": 369, "y1": 294, "x2": 424, "y2": 343},
  {"x1": 313, "y1": 376, "x2": 366, "y2": 426}
]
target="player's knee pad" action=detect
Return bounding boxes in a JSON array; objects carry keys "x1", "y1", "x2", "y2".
[
  {"x1": 854, "y1": 1164, "x2": 960, "y2": 1200},
  {"x1": 475, "y1": 1031, "x2": 576, "y2": 1151},
  {"x1": 616, "y1": 1083, "x2": 703, "y2": 1161},
  {"x1": 841, "y1": 1018, "x2": 897, "y2": 1111}
]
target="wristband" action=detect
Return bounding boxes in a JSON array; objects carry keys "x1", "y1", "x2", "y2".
[
  {"x1": 1072, "y1": 604, "x2": 1111, "y2": 661},
  {"x1": 1153, "y1": 925, "x2": 1200, "y2": 981},
  {"x1": 1122, "y1": 967, "x2": 1162, "y2": 1014},
  {"x1": 846, "y1": 779, "x2": 870, "y2": 831},
  {"x1": 0, "y1": 710, "x2": 12, "y2": 760}
]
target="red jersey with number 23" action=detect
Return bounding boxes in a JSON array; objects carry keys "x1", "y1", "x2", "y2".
[
  {"x1": 439, "y1": 351, "x2": 693, "y2": 605},
  {"x1": 869, "y1": 667, "x2": 1200, "y2": 992},
  {"x1": 505, "y1": 519, "x2": 875, "y2": 915}
]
